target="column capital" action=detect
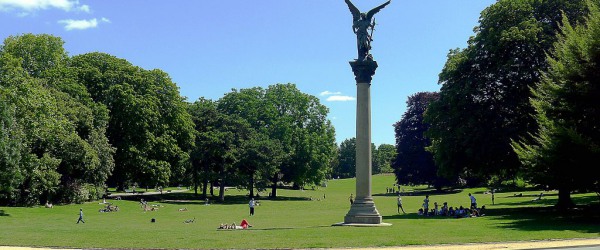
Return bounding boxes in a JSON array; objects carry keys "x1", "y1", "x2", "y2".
[{"x1": 349, "y1": 60, "x2": 378, "y2": 83}]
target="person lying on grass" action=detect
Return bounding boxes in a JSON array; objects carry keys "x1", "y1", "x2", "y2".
[{"x1": 218, "y1": 219, "x2": 252, "y2": 230}]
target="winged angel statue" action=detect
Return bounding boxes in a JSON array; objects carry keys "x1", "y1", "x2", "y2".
[{"x1": 344, "y1": 0, "x2": 391, "y2": 61}]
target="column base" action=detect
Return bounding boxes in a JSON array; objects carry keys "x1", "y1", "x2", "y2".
[{"x1": 343, "y1": 197, "x2": 384, "y2": 224}]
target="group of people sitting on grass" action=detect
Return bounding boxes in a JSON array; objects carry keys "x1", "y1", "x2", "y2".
[
  {"x1": 218, "y1": 219, "x2": 252, "y2": 230},
  {"x1": 418, "y1": 201, "x2": 486, "y2": 218}
]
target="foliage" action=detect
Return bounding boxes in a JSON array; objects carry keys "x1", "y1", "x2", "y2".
[
  {"x1": 373, "y1": 144, "x2": 395, "y2": 174},
  {"x1": 512, "y1": 1, "x2": 600, "y2": 208},
  {"x1": 218, "y1": 84, "x2": 336, "y2": 196},
  {"x1": 0, "y1": 34, "x2": 114, "y2": 205},
  {"x1": 393, "y1": 92, "x2": 451, "y2": 189},
  {"x1": 334, "y1": 137, "x2": 356, "y2": 178},
  {"x1": 424, "y1": 0, "x2": 593, "y2": 186},
  {"x1": 70, "y1": 52, "x2": 194, "y2": 190}
]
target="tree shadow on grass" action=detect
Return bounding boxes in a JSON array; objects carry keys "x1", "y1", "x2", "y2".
[
  {"x1": 0, "y1": 210, "x2": 8, "y2": 216},
  {"x1": 383, "y1": 213, "x2": 460, "y2": 220},
  {"x1": 483, "y1": 204, "x2": 600, "y2": 234},
  {"x1": 118, "y1": 192, "x2": 310, "y2": 205},
  {"x1": 374, "y1": 189, "x2": 462, "y2": 197}
]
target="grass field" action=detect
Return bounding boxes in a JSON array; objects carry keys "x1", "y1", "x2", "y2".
[{"x1": 0, "y1": 174, "x2": 598, "y2": 249}]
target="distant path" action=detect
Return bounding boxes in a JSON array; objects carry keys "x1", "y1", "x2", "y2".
[
  {"x1": 107, "y1": 188, "x2": 189, "y2": 197},
  {"x1": 2, "y1": 237, "x2": 599, "y2": 250}
]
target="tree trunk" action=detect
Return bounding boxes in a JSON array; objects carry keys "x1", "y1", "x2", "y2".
[
  {"x1": 202, "y1": 177, "x2": 208, "y2": 199},
  {"x1": 271, "y1": 174, "x2": 278, "y2": 198},
  {"x1": 556, "y1": 186, "x2": 575, "y2": 210},
  {"x1": 219, "y1": 170, "x2": 225, "y2": 202},
  {"x1": 210, "y1": 181, "x2": 214, "y2": 196},
  {"x1": 219, "y1": 183, "x2": 225, "y2": 202},
  {"x1": 249, "y1": 176, "x2": 255, "y2": 198}
]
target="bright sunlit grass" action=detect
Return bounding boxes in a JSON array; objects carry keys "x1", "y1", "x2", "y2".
[{"x1": 0, "y1": 174, "x2": 598, "y2": 249}]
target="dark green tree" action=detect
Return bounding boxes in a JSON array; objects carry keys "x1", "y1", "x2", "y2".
[
  {"x1": 394, "y1": 92, "x2": 449, "y2": 188},
  {"x1": 513, "y1": 2, "x2": 600, "y2": 208},
  {"x1": 424, "y1": 0, "x2": 593, "y2": 185}
]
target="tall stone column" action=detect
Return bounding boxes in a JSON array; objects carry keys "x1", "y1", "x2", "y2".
[{"x1": 343, "y1": 60, "x2": 383, "y2": 225}]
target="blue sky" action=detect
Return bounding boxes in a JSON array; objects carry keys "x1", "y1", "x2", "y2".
[{"x1": 0, "y1": 0, "x2": 496, "y2": 146}]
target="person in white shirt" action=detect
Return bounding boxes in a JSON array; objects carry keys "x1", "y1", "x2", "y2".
[
  {"x1": 469, "y1": 193, "x2": 477, "y2": 209},
  {"x1": 249, "y1": 198, "x2": 255, "y2": 216},
  {"x1": 397, "y1": 194, "x2": 405, "y2": 214}
]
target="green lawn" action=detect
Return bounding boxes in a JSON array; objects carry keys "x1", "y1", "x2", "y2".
[{"x1": 0, "y1": 175, "x2": 598, "y2": 249}]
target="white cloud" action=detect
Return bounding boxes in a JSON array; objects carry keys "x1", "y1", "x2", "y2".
[
  {"x1": 77, "y1": 4, "x2": 90, "y2": 13},
  {"x1": 320, "y1": 91, "x2": 342, "y2": 96},
  {"x1": 326, "y1": 95, "x2": 356, "y2": 102},
  {"x1": 0, "y1": 0, "x2": 90, "y2": 13},
  {"x1": 58, "y1": 17, "x2": 109, "y2": 30}
]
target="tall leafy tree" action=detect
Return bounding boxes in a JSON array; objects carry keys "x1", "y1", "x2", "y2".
[
  {"x1": 263, "y1": 84, "x2": 336, "y2": 193},
  {"x1": 219, "y1": 84, "x2": 336, "y2": 197},
  {"x1": 70, "y1": 52, "x2": 194, "y2": 190},
  {"x1": 424, "y1": 0, "x2": 593, "y2": 185},
  {"x1": 394, "y1": 92, "x2": 449, "y2": 188},
  {"x1": 0, "y1": 34, "x2": 114, "y2": 205},
  {"x1": 513, "y1": 2, "x2": 600, "y2": 208}
]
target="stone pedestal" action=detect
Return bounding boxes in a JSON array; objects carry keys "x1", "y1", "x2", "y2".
[{"x1": 341, "y1": 60, "x2": 386, "y2": 225}]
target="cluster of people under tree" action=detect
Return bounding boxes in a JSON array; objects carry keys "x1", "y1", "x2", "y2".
[{"x1": 418, "y1": 193, "x2": 486, "y2": 218}]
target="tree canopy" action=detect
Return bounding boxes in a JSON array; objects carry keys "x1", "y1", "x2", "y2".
[
  {"x1": 512, "y1": 1, "x2": 600, "y2": 208},
  {"x1": 424, "y1": 0, "x2": 594, "y2": 186}
]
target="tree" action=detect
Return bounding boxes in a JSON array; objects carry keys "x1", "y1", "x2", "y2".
[
  {"x1": 334, "y1": 138, "x2": 356, "y2": 179},
  {"x1": 394, "y1": 92, "x2": 450, "y2": 188},
  {"x1": 513, "y1": 2, "x2": 600, "y2": 208},
  {"x1": 373, "y1": 144, "x2": 396, "y2": 174},
  {"x1": 218, "y1": 83, "x2": 336, "y2": 197},
  {"x1": 424, "y1": 0, "x2": 593, "y2": 185},
  {"x1": 0, "y1": 34, "x2": 114, "y2": 205},
  {"x1": 70, "y1": 53, "x2": 194, "y2": 190}
]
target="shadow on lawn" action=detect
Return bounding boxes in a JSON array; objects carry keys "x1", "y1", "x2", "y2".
[
  {"x1": 0, "y1": 209, "x2": 8, "y2": 216},
  {"x1": 384, "y1": 197, "x2": 600, "y2": 235},
  {"x1": 374, "y1": 189, "x2": 462, "y2": 197},
  {"x1": 486, "y1": 204, "x2": 600, "y2": 234},
  {"x1": 117, "y1": 192, "x2": 309, "y2": 205}
]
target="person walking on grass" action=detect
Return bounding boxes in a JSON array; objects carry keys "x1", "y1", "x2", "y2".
[
  {"x1": 397, "y1": 194, "x2": 406, "y2": 214},
  {"x1": 76, "y1": 208, "x2": 85, "y2": 224},
  {"x1": 469, "y1": 193, "x2": 477, "y2": 209},
  {"x1": 249, "y1": 198, "x2": 255, "y2": 216}
]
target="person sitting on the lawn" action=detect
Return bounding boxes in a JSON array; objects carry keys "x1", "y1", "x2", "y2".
[
  {"x1": 417, "y1": 208, "x2": 424, "y2": 216},
  {"x1": 448, "y1": 206, "x2": 455, "y2": 216},
  {"x1": 440, "y1": 202, "x2": 449, "y2": 216},
  {"x1": 478, "y1": 205, "x2": 486, "y2": 216}
]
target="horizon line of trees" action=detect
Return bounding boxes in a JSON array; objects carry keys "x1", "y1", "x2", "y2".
[
  {"x1": 3, "y1": 0, "x2": 599, "y2": 210},
  {"x1": 392, "y1": 0, "x2": 600, "y2": 209}
]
